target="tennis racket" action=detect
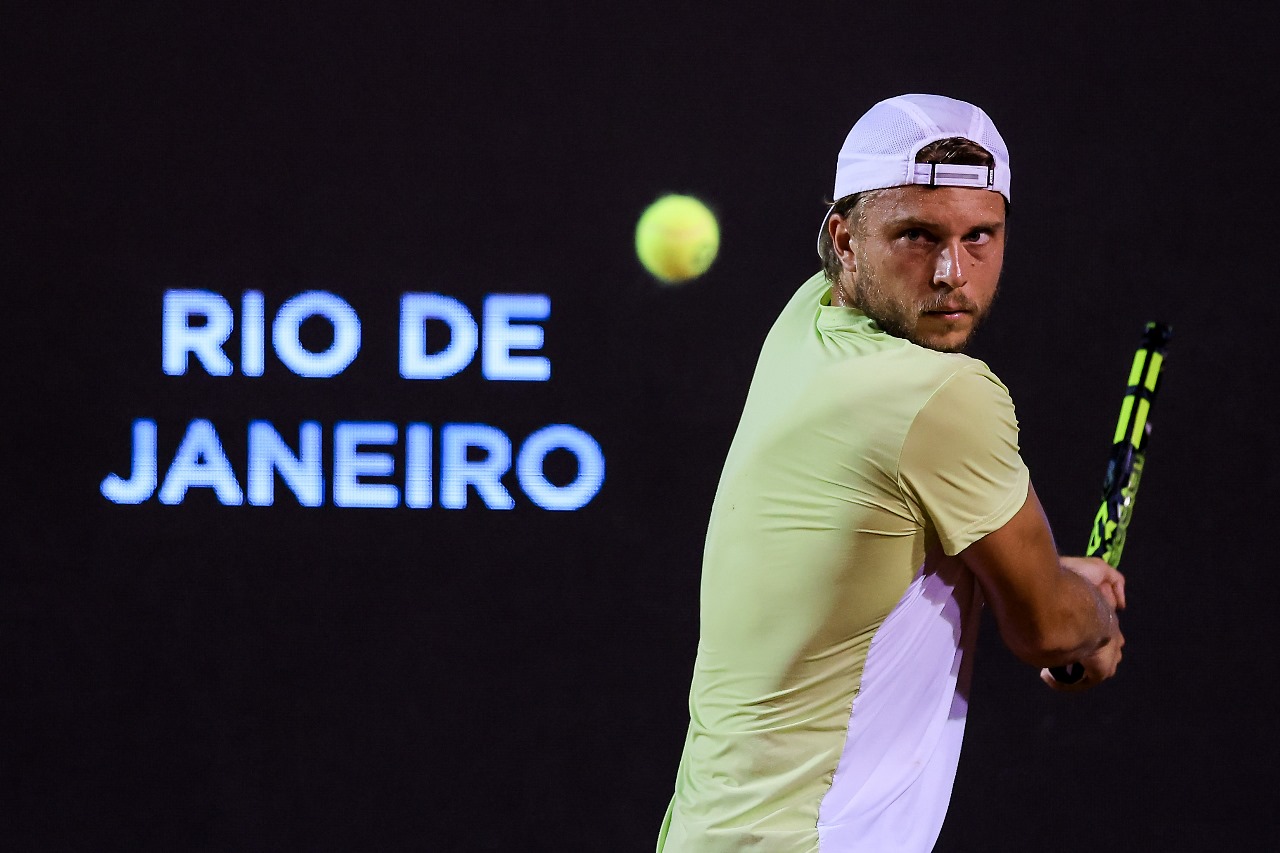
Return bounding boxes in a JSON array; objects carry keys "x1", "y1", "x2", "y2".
[{"x1": 1049, "y1": 321, "x2": 1172, "y2": 684}]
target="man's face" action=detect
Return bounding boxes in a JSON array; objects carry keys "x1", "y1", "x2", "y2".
[{"x1": 837, "y1": 185, "x2": 1007, "y2": 353}]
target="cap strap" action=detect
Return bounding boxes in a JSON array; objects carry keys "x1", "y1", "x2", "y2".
[{"x1": 909, "y1": 162, "x2": 995, "y2": 189}]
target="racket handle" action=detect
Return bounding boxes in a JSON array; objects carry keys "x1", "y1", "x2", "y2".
[{"x1": 1048, "y1": 663, "x2": 1084, "y2": 684}]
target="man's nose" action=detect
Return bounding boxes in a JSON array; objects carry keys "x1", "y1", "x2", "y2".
[{"x1": 933, "y1": 241, "x2": 966, "y2": 289}]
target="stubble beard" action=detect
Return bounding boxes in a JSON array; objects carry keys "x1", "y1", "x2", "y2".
[{"x1": 851, "y1": 250, "x2": 994, "y2": 354}]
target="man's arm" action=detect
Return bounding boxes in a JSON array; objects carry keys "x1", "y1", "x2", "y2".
[{"x1": 959, "y1": 482, "x2": 1125, "y2": 688}]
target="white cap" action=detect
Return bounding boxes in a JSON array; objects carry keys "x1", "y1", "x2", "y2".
[{"x1": 819, "y1": 93, "x2": 1011, "y2": 256}]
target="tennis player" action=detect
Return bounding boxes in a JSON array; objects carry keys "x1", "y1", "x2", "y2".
[{"x1": 657, "y1": 94, "x2": 1125, "y2": 852}]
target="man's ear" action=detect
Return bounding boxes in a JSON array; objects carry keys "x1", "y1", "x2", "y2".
[{"x1": 829, "y1": 214, "x2": 857, "y2": 275}]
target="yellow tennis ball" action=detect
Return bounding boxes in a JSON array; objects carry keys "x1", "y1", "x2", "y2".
[{"x1": 635, "y1": 194, "x2": 719, "y2": 284}]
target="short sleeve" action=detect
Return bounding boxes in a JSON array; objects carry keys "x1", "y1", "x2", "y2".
[{"x1": 898, "y1": 364, "x2": 1030, "y2": 555}]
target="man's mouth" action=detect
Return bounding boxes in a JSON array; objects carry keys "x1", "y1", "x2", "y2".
[{"x1": 921, "y1": 295, "x2": 976, "y2": 316}]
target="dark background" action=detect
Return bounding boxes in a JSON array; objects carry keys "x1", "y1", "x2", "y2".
[{"x1": 7, "y1": 2, "x2": 1278, "y2": 850}]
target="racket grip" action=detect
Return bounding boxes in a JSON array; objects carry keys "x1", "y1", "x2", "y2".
[{"x1": 1048, "y1": 663, "x2": 1084, "y2": 684}]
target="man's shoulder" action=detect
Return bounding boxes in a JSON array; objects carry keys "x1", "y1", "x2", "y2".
[
  {"x1": 939, "y1": 352, "x2": 1010, "y2": 396},
  {"x1": 862, "y1": 345, "x2": 1008, "y2": 405},
  {"x1": 901, "y1": 346, "x2": 1008, "y2": 394}
]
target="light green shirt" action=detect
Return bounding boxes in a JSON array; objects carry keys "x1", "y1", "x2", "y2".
[{"x1": 659, "y1": 272, "x2": 1029, "y2": 852}]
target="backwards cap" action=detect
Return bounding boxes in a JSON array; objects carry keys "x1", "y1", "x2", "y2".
[{"x1": 818, "y1": 93, "x2": 1011, "y2": 256}]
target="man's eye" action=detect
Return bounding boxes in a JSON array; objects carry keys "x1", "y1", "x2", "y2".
[
  {"x1": 903, "y1": 228, "x2": 926, "y2": 241},
  {"x1": 965, "y1": 231, "x2": 991, "y2": 245}
]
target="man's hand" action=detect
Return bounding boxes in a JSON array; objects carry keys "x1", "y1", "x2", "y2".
[
  {"x1": 1059, "y1": 555, "x2": 1126, "y2": 611},
  {"x1": 1039, "y1": 556, "x2": 1126, "y2": 691}
]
